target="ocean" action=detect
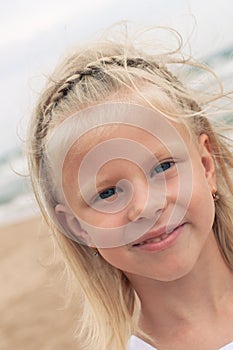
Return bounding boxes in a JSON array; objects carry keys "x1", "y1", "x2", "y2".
[
  {"x1": 0, "y1": 148, "x2": 39, "y2": 226},
  {"x1": 0, "y1": 47, "x2": 232, "y2": 227}
]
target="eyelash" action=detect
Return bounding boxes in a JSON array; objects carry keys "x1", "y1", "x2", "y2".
[
  {"x1": 96, "y1": 187, "x2": 122, "y2": 201},
  {"x1": 150, "y1": 160, "x2": 175, "y2": 176},
  {"x1": 95, "y1": 161, "x2": 175, "y2": 202}
]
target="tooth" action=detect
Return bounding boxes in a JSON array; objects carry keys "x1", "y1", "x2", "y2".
[
  {"x1": 167, "y1": 228, "x2": 175, "y2": 234},
  {"x1": 136, "y1": 232, "x2": 172, "y2": 246},
  {"x1": 152, "y1": 237, "x2": 162, "y2": 243}
]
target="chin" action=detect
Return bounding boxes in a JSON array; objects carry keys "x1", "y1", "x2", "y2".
[{"x1": 151, "y1": 260, "x2": 197, "y2": 282}]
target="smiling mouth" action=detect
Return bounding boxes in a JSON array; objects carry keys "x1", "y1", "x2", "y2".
[{"x1": 132, "y1": 225, "x2": 182, "y2": 247}]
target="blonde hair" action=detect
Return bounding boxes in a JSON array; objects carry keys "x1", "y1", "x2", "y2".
[{"x1": 26, "y1": 25, "x2": 233, "y2": 350}]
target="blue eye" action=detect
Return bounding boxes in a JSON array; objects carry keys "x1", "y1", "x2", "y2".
[
  {"x1": 97, "y1": 187, "x2": 121, "y2": 201},
  {"x1": 151, "y1": 161, "x2": 175, "y2": 175}
]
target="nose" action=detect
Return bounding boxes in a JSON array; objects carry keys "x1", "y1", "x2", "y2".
[{"x1": 127, "y1": 180, "x2": 167, "y2": 222}]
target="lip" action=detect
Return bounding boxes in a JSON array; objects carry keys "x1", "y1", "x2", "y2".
[{"x1": 131, "y1": 223, "x2": 185, "y2": 252}]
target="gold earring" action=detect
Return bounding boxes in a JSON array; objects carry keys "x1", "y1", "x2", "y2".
[
  {"x1": 212, "y1": 187, "x2": 220, "y2": 202},
  {"x1": 93, "y1": 248, "x2": 99, "y2": 257}
]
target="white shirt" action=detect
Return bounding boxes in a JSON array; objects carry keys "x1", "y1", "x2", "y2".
[{"x1": 128, "y1": 335, "x2": 233, "y2": 350}]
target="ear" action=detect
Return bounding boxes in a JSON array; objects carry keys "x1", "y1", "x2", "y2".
[
  {"x1": 55, "y1": 204, "x2": 94, "y2": 246},
  {"x1": 198, "y1": 133, "x2": 217, "y2": 188}
]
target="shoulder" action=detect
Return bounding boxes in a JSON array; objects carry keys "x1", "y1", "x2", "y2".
[
  {"x1": 128, "y1": 335, "x2": 157, "y2": 350},
  {"x1": 128, "y1": 337, "x2": 233, "y2": 350},
  {"x1": 219, "y1": 342, "x2": 233, "y2": 349}
]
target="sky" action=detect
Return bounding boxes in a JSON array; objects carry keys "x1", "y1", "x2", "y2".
[{"x1": 1, "y1": 0, "x2": 233, "y2": 156}]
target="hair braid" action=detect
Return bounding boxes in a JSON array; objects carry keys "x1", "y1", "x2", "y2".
[
  {"x1": 34, "y1": 55, "x2": 201, "y2": 153},
  {"x1": 42, "y1": 56, "x2": 178, "y2": 117},
  {"x1": 35, "y1": 57, "x2": 154, "y2": 135}
]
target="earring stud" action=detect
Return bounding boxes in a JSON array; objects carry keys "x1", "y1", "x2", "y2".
[
  {"x1": 93, "y1": 249, "x2": 99, "y2": 257},
  {"x1": 212, "y1": 187, "x2": 220, "y2": 202}
]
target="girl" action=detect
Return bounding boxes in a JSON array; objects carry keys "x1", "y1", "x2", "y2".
[{"x1": 26, "y1": 26, "x2": 233, "y2": 349}]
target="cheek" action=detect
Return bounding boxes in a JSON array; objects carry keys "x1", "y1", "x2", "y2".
[
  {"x1": 90, "y1": 211, "x2": 127, "y2": 228},
  {"x1": 98, "y1": 248, "x2": 129, "y2": 270},
  {"x1": 76, "y1": 204, "x2": 129, "y2": 229},
  {"x1": 170, "y1": 157, "x2": 215, "y2": 230},
  {"x1": 188, "y1": 172, "x2": 216, "y2": 229}
]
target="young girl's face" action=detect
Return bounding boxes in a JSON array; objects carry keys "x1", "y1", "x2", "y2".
[{"x1": 57, "y1": 102, "x2": 217, "y2": 282}]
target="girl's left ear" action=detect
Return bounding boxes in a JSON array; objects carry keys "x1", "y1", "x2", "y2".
[{"x1": 198, "y1": 133, "x2": 217, "y2": 187}]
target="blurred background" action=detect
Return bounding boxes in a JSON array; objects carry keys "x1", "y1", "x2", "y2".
[{"x1": 0, "y1": 0, "x2": 232, "y2": 349}]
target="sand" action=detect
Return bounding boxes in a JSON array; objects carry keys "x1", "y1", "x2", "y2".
[{"x1": 0, "y1": 216, "x2": 81, "y2": 350}]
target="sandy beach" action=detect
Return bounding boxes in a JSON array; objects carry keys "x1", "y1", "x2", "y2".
[{"x1": 0, "y1": 216, "x2": 81, "y2": 350}]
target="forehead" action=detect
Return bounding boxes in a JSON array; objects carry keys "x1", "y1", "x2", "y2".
[
  {"x1": 62, "y1": 103, "x2": 191, "y2": 157},
  {"x1": 72, "y1": 122, "x2": 186, "y2": 159}
]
